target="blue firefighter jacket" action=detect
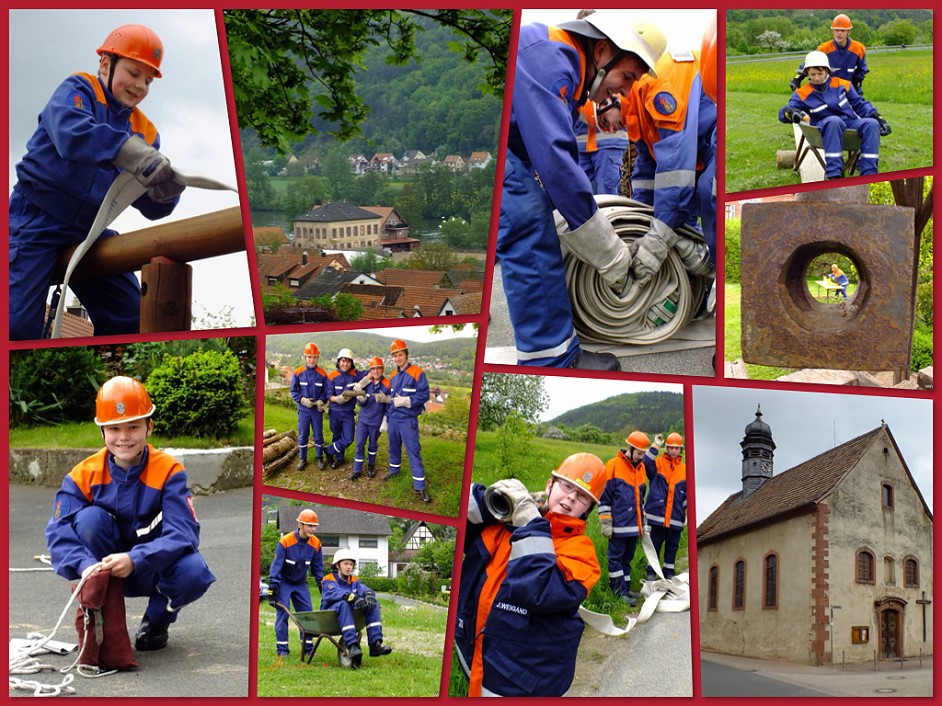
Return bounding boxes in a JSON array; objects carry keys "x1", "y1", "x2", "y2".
[
  {"x1": 797, "y1": 39, "x2": 868, "y2": 87},
  {"x1": 14, "y1": 72, "x2": 177, "y2": 231},
  {"x1": 45, "y1": 445, "x2": 200, "y2": 581},
  {"x1": 290, "y1": 364, "x2": 330, "y2": 409},
  {"x1": 779, "y1": 77, "x2": 878, "y2": 127},
  {"x1": 599, "y1": 450, "x2": 647, "y2": 537},
  {"x1": 388, "y1": 363, "x2": 430, "y2": 422},
  {"x1": 643, "y1": 450, "x2": 688, "y2": 529},
  {"x1": 357, "y1": 376, "x2": 391, "y2": 426},
  {"x1": 270, "y1": 530, "x2": 324, "y2": 588},
  {"x1": 327, "y1": 367, "x2": 366, "y2": 418},
  {"x1": 320, "y1": 571, "x2": 374, "y2": 609}
]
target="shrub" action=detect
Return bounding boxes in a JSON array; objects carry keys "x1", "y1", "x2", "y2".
[
  {"x1": 9, "y1": 347, "x2": 105, "y2": 427},
  {"x1": 911, "y1": 325, "x2": 933, "y2": 371},
  {"x1": 148, "y1": 349, "x2": 248, "y2": 437},
  {"x1": 258, "y1": 522, "x2": 282, "y2": 576},
  {"x1": 725, "y1": 218, "x2": 741, "y2": 284}
]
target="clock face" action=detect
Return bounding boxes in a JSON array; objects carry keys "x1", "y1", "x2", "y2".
[{"x1": 761, "y1": 460, "x2": 772, "y2": 472}]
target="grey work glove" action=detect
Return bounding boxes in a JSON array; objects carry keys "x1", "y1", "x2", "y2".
[
  {"x1": 148, "y1": 175, "x2": 185, "y2": 204},
  {"x1": 600, "y1": 516, "x2": 614, "y2": 538},
  {"x1": 488, "y1": 479, "x2": 540, "y2": 526},
  {"x1": 353, "y1": 377, "x2": 368, "y2": 392},
  {"x1": 393, "y1": 396, "x2": 411, "y2": 408},
  {"x1": 114, "y1": 134, "x2": 174, "y2": 187},
  {"x1": 314, "y1": 400, "x2": 326, "y2": 412},
  {"x1": 558, "y1": 207, "x2": 633, "y2": 290},
  {"x1": 340, "y1": 388, "x2": 365, "y2": 399},
  {"x1": 330, "y1": 395, "x2": 350, "y2": 405},
  {"x1": 511, "y1": 494, "x2": 541, "y2": 527},
  {"x1": 631, "y1": 218, "x2": 679, "y2": 286},
  {"x1": 300, "y1": 397, "x2": 315, "y2": 409},
  {"x1": 374, "y1": 392, "x2": 392, "y2": 404}
]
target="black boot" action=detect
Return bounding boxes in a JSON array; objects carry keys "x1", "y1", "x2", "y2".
[
  {"x1": 381, "y1": 472, "x2": 397, "y2": 482},
  {"x1": 348, "y1": 469, "x2": 361, "y2": 481},
  {"x1": 369, "y1": 640, "x2": 392, "y2": 657},
  {"x1": 316, "y1": 457, "x2": 325, "y2": 471},
  {"x1": 296, "y1": 458, "x2": 307, "y2": 471},
  {"x1": 331, "y1": 455, "x2": 343, "y2": 469},
  {"x1": 135, "y1": 616, "x2": 169, "y2": 651},
  {"x1": 416, "y1": 488, "x2": 431, "y2": 503},
  {"x1": 568, "y1": 349, "x2": 620, "y2": 371},
  {"x1": 367, "y1": 464, "x2": 376, "y2": 479},
  {"x1": 346, "y1": 642, "x2": 363, "y2": 666}
]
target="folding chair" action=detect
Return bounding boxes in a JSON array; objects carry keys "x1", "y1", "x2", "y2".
[{"x1": 793, "y1": 124, "x2": 861, "y2": 177}]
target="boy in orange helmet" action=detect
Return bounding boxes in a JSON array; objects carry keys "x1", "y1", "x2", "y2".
[
  {"x1": 642, "y1": 432, "x2": 687, "y2": 580},
  {"x1": 349, "y1": 356, "x2": 391, "y2": 481},
  {"x1": 383, "y1": 339, "x2": 431, "y2": 502},
  {"x1": 455, "y1": 453, "x2": 604, "y2": 696},
  {"x1": 10, "y1": 24, "x2": 184, "y2": 340},
  {"x1": 45, "y1": 376, "x2": 215, "y2": 661},
  {"x1": 290, "y1": 342, "x2": 330, "y2": 470}
]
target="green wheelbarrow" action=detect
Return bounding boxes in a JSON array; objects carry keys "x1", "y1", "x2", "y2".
[{"x1": 276, "y1": 604, "x2": 367, "y2": 668}]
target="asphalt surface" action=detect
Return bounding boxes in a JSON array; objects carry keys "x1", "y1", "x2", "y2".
[
  {"x1": 485, "y1": 263, "x2": 715, "y2": 376},
  {"x1": 9, "y1": 484, "x2": 254, "y2": 698}
]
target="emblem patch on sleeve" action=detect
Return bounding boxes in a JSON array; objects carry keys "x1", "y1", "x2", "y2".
[
  {"x1": 654, "y1": 91, "x2": 678, "y2": 116},
  {"x1": 73, "y1": 94, "x2": 88, "y2": 111}
]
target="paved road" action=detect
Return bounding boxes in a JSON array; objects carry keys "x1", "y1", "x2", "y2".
[
  {"x1": 9, "y1": 484, "x2": 254, "y2": 698},
  {"x1": 701, "y1": 658, "x2": 832, "y2": 697}
]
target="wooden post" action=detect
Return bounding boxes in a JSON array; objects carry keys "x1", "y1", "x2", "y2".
[{"x1": 140, "y1": 257, "x2": 192, "y2": 332}]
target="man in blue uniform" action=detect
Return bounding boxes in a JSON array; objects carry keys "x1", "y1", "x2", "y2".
[
  {"x1": 642, "y1": 432, "x2": 687, "y2": 580},
  {"x1": 779, "y1": 50, "x2": 889, "y2": 179},
  {"x1": 325, "y1": 348, "x2": 365, "y2": 469},
  {"x1": 290, "y1": 342, "x2": 330, "y2": 470},
  {"x1": 9, "y1": 24, "x2": 185, "y2": 341},
  {"x1": 268, "y1": 508, "x2": 324, "y2": 660},
  {"x1": 45, "y1": 376, "x2": 215, "y2": 654},
  {"x1": 320, "y1": 549, "x2": 391, "y2": 664},
  {"x1": 498, "y1": 11, "x2": 666, "y2": 369},
  {"x1": 791, "y1": 14, "x2": 868, "y2": 94},
  {"x1": 382, "y1": 339, "x2": 431, "y2": 503},
  {"x1": 349, "y1": 356, "x2": 391, "y2": 481}
]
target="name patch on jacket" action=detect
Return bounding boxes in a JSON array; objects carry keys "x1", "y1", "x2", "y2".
[
  {"x1": 495, "y1": 601, "x2": 528, "y2": 616},
  {"x1": 654, "y1": 92, "x2": 677, "y2": 116}
]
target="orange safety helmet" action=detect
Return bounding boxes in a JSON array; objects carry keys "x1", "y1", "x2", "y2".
[
  {"x1": 626, "y1": 430, "x2": 651, "y2": 452},
  {"x1": 831, "y1": 14, "x2": 853, "y2": 30},
  {"x1": 297, "y1": 509, "x2": 319, "y2": 526},
  {"x1": 94, "y1": 376, "x2": 155, "y2": 426},
  {"x1": 304, "y1": 342, "x2": 320, "y2": 356},
  {"x1": 666, "y1": 432, "x2": 684, "y2": 448},
  {"x1": 551, "y1": 452, "x2": 606, "y2": 504},
  {"x1": 368, "y1": 356, "x2": 384, "y2": 369},
  {"x1": 389, "y1": 339, "x2": 408, "y2": 355},
  {"x1": 97, "y1": 24, "x2": 164, "y2": 78},
  {"x1": 700, "y1": 13, "x2": 717, "y2": 103}
]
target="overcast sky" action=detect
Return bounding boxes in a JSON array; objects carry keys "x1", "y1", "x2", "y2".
[
  {"x1": 692, "y1": 386, "x2": 934, "y2": 524},
  {"x1": 9, "y1": 10, "x2": 254, "y2": 328},
  {"x1": 520, "y1": 9, "x2": 716, "y2": 52},
  {"x1": 527, "y1": 373, "x2": 681, "y2": 422}
]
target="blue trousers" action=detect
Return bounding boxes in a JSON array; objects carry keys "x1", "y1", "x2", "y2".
[
  {"x1": 353, "y1": 420, "x2": 381, "y2": 475},
  {"x1": 328, "y1": 412, "x2": 355, "y2": 460},
  {"x1": 9, "y1": 193, "x2": 141, "y2": 341},
  {"x1": 297, "y1": 408, "x2": 324, "y2": 461},
  {"x1": 817, "y1": 115, "x2": 880, "y2": 177},
  {"x1": 578, "y1": 145, "x2": 625, "y2": 195},
  {"x1": 607, "y1": 535, "x2": 639, "y2": 595},
  {"x1": 72, "y1": 506, "x2": 215, "y2": 626},
  {"x1": 496, "y1": 152, "x2": 580, "y2": 367},
  {"x1": 647, "y1": 524, "x2": 683, "y2": 580},
  {"x1": 387, "y1": 416, "x2": 426, "y2": 490},
  {"x1": 332, "y1": 600, "x2": 383, "y2": 649},
  {"x1": 274, "y1": 581, "x2": 313, "y2": 656}
]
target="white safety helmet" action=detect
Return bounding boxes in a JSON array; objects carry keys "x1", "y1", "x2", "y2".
[
  {"x1": 803, "y1": 50, "x2": 831, "y2": 75},
  {"x1": 331, "y1": 548, "x2": 357, "y2": 568},
  {"x1": 336, "y1": 348, "x2": 355, "y2": 364},
  {"x1": 558, "y1": 12, "x2": 667, "y2": 79}
]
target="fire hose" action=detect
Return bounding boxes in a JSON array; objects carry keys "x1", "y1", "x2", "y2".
[
  {"x1": 555, "y1": 195, "x2": 714, "y2": 346},
  {"x1": 48, "y1": 169, "x2": 236, "y2": 339}
]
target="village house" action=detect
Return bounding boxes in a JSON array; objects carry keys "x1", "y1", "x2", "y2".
[{"x1": 292, "y1": 202, "x2": 384, "y2": 251}]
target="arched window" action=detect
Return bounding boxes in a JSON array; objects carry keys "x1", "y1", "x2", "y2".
[
  {"x1": 733, "y1": 559, "x2": 746, "y2": 610},
  {"x1": 763, "y1": 553, "x2": 778, "y2": 609},
  {"x1": 708, "y1": 565, "x2": 718, "y2": 611},
  {"x1": 856, "y1": 549, "x2": 875, "y2": 584},
  {"x1": 904, "y1": 557, "x2": 919, "y2": 587}
]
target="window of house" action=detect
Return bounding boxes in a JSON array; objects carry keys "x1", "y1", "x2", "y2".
[
  {"x1": 733, "y1": 560, "x2": 746, "y2": 610},
  {"x1": 708, "y1": 565, "x2": 718, "y2": 611},
  {"x1": 267, "y1": 277, "x2": 277, "y2": 286},
  {"x1": 904, "y1": 557, "x2": 919, "y2": 587},
  {"x1": 359, "y1": 538, "x2": 378, "y2": 548},
  {"x1": 320, "y1": 535, "x2": 340, "y2": 548},
  {"x1": 884, "y1": 556, "x2": 896, "y2": 586},
  {"x1": 882, "y1": 483, "x2": 894, "y2": 509},
  {"x1": 289, "y1": 279, "x2": 299, "y2": 287},
  {"x1": 856, "y1": 549, "x2": 875, "y2": 584},
  {"x1": 763, "y1": 553, "x2": 778, "y2": 609}
]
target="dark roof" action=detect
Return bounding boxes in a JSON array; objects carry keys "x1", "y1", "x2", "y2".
[
  {"x1": 294, "y1": 202, "x2": 382, "y2": 223},
  {"x1": 295, "y1": 269, "x2": 361, "y2": 300},
  {"x1": 402, "y1": 521, "x2": 429, "y2": 544},
  {"x1": 276, "y1": 505, "x2": 392, "y2": 536},
  {"x1": 697, "y1": 425, "x2": 887, "y2": 546}
]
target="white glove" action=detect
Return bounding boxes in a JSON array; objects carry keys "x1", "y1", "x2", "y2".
[
  {"x1": 630, "y1": 218, "x2": 679, "y2": 286},
  {"x1": 600, "y1": 517, "x2": 614, "y2": 538},
  {"x1": 114, "y1": 135, "x2": 174, "y2": 187},
  {"x1": 353, "y1": 377, "x2": 368, "y2": 392},
  {"x1": 488, "y1": 479, "x2": 541, "y2": 525},
  {"x1": 653, "y1": 433, "x2": 665, "y2": 448},
  {"x1": 300, "y1": 397, "x2": 315, "y2": 409},
  {"x1": 314, "y1": 400, "x2": 326, "y2": 412},
  {"x1": 558, "y1": 208, "x2": 633, "y2": 289},
  {"x1": 511, "y1": 494, "x2": 541, "y2": 526},
  {"x1": 393, "y1": 396, "x2": 411, "y2": 408},
  {"x1": 374, "y1": 392, "x2": 392, "y2": 404},
  {"x1": 490, "y1": 479, "x2": 531, "y2": 506},
  {"x1": 330, "y1": 394, "x2": 349, "y2": 405},
  {"x1": 379, "y1": 417, "x2": 388, "y2": 433}
]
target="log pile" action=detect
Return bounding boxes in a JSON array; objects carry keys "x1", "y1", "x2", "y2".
[{"x1": 262, "y1": 428, "x2": 298, "y2": 478}]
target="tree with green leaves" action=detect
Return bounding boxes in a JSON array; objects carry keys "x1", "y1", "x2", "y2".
[
  {"x1": 224, "y1": 10, "x2": 511, "y2": 153},
  {"x1": 478, "y1": 373, "x2": 548, "y2": 430}
]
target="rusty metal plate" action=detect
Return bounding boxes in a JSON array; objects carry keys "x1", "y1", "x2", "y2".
[{"x1": 741, "y1": 201, "x2": 916, "y2": 370}]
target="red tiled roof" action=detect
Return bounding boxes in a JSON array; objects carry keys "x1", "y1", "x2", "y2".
[
  {"x1": 44, "y1": 305, "x2": 94, "y2": 339},
  {"x1": 376, "y1": 269, "x2": 445, "y2": 289}
]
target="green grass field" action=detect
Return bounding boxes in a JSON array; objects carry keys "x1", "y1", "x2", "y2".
[
  {"x1": 726, "y1": 50, "x2": 933, "y2": 193},
  {"x1": 723, "y1": 283, "x2": 795, "y2": 380},
  {"x1": 263, "y1": 401, "x2": 467, "y2": 517},
  {"x1": 257, "y1": 597, "x2": 446, "y2": 696}
]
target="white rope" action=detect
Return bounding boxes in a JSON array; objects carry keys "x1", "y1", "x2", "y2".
[
  {"x1": 579, "y1": 532, "x2": 690, "y2": 637},
  {"x1": 9, "y1": 561, "x2": 114, "y2": 696},
  {"x1": 556, "y1": 196, "x2": 712, "y2": 346}
]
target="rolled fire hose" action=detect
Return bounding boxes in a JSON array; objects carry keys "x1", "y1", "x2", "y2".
[
  {"x1": 50, "y1": 169, "x2": 237, "y2": 339},
  {"x1": 555, "y1": 196, "x2": 714, "y2": 346}
]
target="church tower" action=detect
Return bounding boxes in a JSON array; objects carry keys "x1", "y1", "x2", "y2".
[{"x1": 741, "y1": 405, "x2": 775, "y2": 498}]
